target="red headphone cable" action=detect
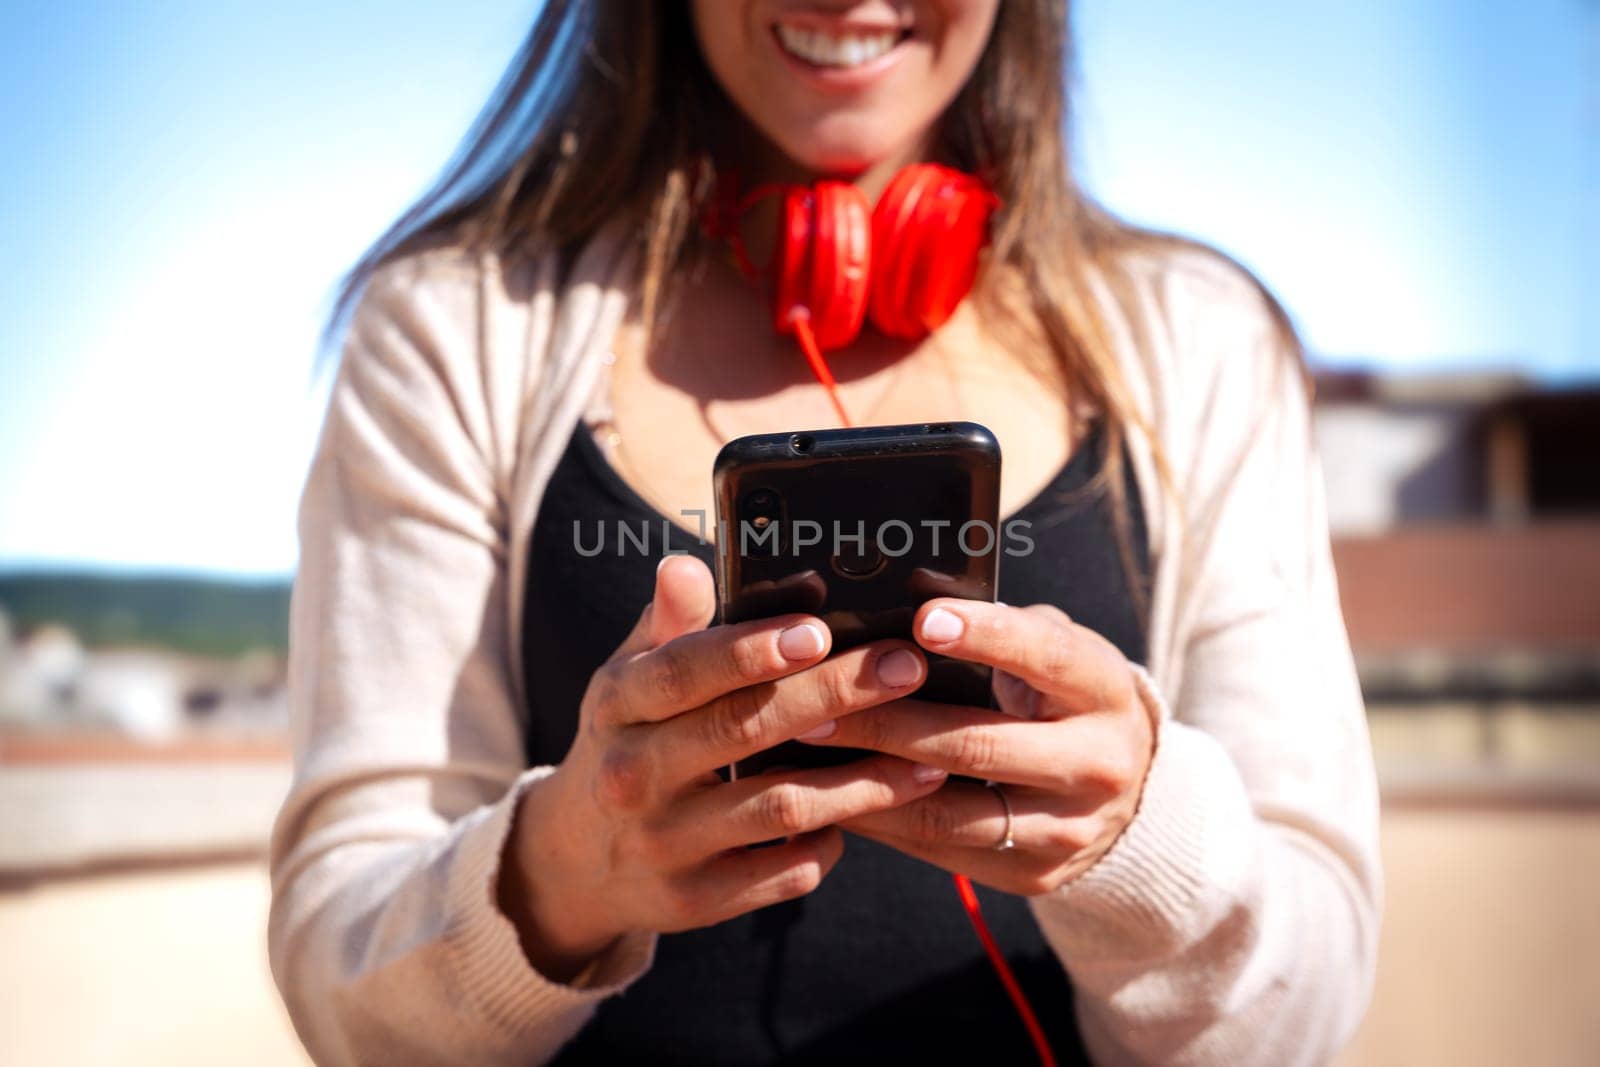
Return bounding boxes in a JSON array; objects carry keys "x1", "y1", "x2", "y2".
[
  {"x1": 713, "y1": 162, "x2": 1045, "y2": 1061},
  {"x1": 788, "y1": 312, "x2": 853, "y2": 427},
  {"x1": 954, "y1": 873, "x2": 1059, "y2": 1067},
  {"x1": 786, "y1": 313, "x2": 1056, "y2": 1067}
]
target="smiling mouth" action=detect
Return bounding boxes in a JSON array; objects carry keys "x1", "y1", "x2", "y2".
[{"x1": 773, "y1": 23, "x2": 912, "y2": 69}]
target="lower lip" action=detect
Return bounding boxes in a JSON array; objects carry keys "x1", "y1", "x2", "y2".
[{"x1": 769, "y1": 28, "x2": 911, "y2": 92}]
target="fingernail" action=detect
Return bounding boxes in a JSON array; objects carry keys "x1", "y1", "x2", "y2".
[
  {"x1": 876, "y1": 649, "x2": 922, "y2": 688},
  {"x1": 797, "y1": 720, "x2": 836, "y2": 741},
  {"x1": 778, "y1": 623, "x2": 825, "y2": 661},
  {"x1": 921, "y1": 607, "x2": 965, "y2": 644},
  {"x1": 913, "y1": 764, "x2": 947, "y2": 784}
]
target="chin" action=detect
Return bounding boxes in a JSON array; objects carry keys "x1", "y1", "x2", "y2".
[{"x1": 774, "y1": 119, "x2": 923, "y2": 178}]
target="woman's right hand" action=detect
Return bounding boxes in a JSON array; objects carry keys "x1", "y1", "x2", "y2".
[{"x1": 499, "y1": 554, "x2": 945, "y2": 983}]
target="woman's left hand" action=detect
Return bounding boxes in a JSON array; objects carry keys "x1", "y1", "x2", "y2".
[{"x1": 796, "y1": 599, "x2": 1157, "y2": 896}]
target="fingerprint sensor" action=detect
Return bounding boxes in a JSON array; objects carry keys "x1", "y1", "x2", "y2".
[{"x1": 832, "y1": 542, "x2": 886, "y2": 579}]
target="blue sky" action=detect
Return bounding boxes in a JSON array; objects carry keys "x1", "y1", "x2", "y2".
[{"x1": 0, "y1": 1, "x2": 1595, "y2": 576}]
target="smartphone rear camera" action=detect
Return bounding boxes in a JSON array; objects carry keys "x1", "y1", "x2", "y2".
[
  {"x1": 739, "y1": 488, "x2": 783, "y2": 556},
  {"x1": 789, "y1": 433, "x2": 814, "y2": 455}
]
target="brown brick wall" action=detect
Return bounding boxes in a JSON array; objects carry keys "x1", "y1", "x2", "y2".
[{"x1": 1331, "y1": 522, "x2": 1600, "y2": 653}]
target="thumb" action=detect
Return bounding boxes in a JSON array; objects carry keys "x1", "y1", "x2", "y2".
[{"x1": 614, "y1": 554, "x2": 717, "y2": 659}]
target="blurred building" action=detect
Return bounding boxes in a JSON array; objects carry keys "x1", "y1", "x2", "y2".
[
  {"x1": 1317, "y1": 372, "x2": 1600, "y2": 531},
  {"x1": 1315, "y1": 372, "x2": 1600, "y2": 786},
  {"x1": 0, "y1": 617, "x2": 291, "y2": 872},
  {"x1": 0, "y1": 620, "x2": 287, "y2": 744},
  {"x1": 0, "y1": 624, "x2": 86, "y2": 730}
]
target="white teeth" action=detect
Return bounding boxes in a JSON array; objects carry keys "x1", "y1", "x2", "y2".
[{"x1": 775, "y1": 24, "x2": 900, "y2": 68}]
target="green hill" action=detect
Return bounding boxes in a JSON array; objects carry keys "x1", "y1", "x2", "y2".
[{"x1": 0, "y1": 570, "x2": 291, "y2": 658}]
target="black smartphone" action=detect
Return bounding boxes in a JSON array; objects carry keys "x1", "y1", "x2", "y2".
[{"x1": 712, "y1": 421, "x2": 1002, "y2": 780}]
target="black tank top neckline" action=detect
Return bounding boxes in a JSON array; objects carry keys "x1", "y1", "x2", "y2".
[
  {"x1": 521, "y1": 419, "x2": 1148, "y2": 1065},
  {"x1": 568, "y1": 417, "x2": 1109, "y2": 533}
]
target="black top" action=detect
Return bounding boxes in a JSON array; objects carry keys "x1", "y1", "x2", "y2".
[{"x1": 522, "y1": 421, "x2": 1148, "y2": 1066}]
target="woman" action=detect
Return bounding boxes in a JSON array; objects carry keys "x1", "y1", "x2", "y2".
[{"x1": 268, "y1": 2, "x2": 1381, "y2": 1064}]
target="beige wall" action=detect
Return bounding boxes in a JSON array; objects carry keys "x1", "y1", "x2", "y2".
[{"x1": 2, "y1": 803, "x2": 1598, "y2": 1066}]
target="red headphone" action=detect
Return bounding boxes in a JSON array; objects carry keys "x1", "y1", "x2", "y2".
[{"x1": 709, "y1": 163, "x2": 1000, "y2": 424}]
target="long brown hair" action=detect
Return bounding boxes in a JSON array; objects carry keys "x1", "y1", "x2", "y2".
[{"x1": 330, "y1": 1, "x2": 1304, "y2": 600}]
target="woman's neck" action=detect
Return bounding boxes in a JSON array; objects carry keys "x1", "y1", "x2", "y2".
[{"x1": 732, "y1": 124, "x2": 940, "y2": 203}]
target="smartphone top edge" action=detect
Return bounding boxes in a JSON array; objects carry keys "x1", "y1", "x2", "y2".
[{"x1": 712, "y1": 421, "x2": 999, "y2": 478}]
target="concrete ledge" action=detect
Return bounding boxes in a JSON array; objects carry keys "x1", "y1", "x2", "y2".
[{"x1": 0, "y1": 764, "x2": 291, "y2": 872}]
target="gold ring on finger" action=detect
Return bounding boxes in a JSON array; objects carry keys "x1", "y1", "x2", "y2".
[{"x1": 983, "y1": 779, "x2": 1015, "y2": 852}]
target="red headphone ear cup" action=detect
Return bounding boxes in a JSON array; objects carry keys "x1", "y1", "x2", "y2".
[
  {"x1": 772, "y1": 186, "x2": 814, "y2": 337},
  {"x1": 870, "y1": 163, "x2": 995, "y2": 339},
  {"x1": 909, "y1": 172, "x2": 993, "y2": 332},
  {"x1": 807, "y1": 181, "x2": 872, "y2": 350},
  {"x1": 772, "y1": 183, "x2": 871, "y2": 350},
  {"x1": 868, "y1": 165, "x2": 933, "y2": 339}
]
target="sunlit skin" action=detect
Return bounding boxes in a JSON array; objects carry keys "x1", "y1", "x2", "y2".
[{"x1": 504, "y1": 1, "x2": 1155, "y2": 981}]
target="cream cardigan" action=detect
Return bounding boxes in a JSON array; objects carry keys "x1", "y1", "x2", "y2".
[{"x1": 268, "y1": 231, "x2": 1381, "y2": 1066}]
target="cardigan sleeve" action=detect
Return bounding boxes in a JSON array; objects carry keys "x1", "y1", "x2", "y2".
[
  {"x1": 267, "y1": 255, "x2": 655, "y2": 1067},
  {"x1": 1027, "y1": 261, "x2": 1383, "y2": 1066}
]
